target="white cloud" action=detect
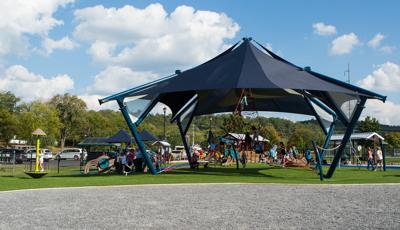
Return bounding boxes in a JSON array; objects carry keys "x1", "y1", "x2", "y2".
[
  {"x1": 73, "y1": 3, "x2": 240, "y2": 72},
  {"x1": 87, "y1": 66, "x2": 159, "y2": 95},
  {"x1": 265, "y1": 43, "x2": 273, "y2": 51},
  {"x1": 368, "y1": 33, "x2": 385, "y2": 48},
  {"x1": 78, "y1": 94, "x2": 118, "y2": 111},
  {"x1": 330, "y1": 33, "x2": 360, "y2": 55},
  {"x1": 379, "y1": 45, "x2": 396, "y2": 54},
  {"x1": 363, "y1": 100, "x2": 400, "y2": 125},
  {"x1": 0, "y1": 65, "x2": 74, "y2": 101},
  {"x1": 0, "y1": 0, "x2": 74, "y2": 57},
  {"x1": 312, "y1": 22, "x2": 337, "y2": 36},
  {"x1": 42, "y1": 36, "x2": 78, "y2": 55},
  {"x1": 358, "y1": 62, "x2": 400, "y2": 92}
]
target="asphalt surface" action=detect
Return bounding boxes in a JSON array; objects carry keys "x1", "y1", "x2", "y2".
[{"x1": 0, "y1": 184, "x2": 399, "y2": 230}]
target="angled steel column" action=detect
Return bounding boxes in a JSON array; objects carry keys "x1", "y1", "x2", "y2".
[
  {"x1": 304, "y1": 96, "x2": 337, "y2": 160},
  {"x1": 232, "y1": 146, "x2": 239, "y2": 170},
  {"x1": 325, "y1": 97, "x2": 367, "y2": 178},
  {"x1": 177, "y1": 119, "x2": 192, "y2": 167},
  {"x1": 172, "y1": 95, "x2": 198, "y2": 168},
  {"x1": 379, "y1": 139, "x2": 386, "y2": 171},
  {"x1": 322, "y1": 92, "x2": 349, "y2": 127},
  {"x1": 312, "y1": 141, "x2": 324, "y2": 181},
  {"x1": 134, "y1": 95, "x2": 160, "y2": 126},
  {"x1": 117, "y1": 99, "x2": 157, "y2": 175}
]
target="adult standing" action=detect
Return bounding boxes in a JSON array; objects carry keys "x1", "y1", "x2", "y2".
[
  {"x1": 375, "y1": 147, "x2": 383, "y2": 171},
  {"x1": 367, "y1": 147, "x2": 374, "y2": 171}
]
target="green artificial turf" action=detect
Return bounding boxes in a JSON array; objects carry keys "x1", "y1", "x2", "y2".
[{"x1": 0, "y1": 163, "x2": 399, "y2": 191}]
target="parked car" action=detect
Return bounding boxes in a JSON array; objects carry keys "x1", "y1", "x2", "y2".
[
  {"x1": 25, "y1": 149, "x2": 53, "y2": 161},
  {"x1": 0, "y1": 148, "x2": 25, "y2": 164},
  {"x1": 43, "y1": 149, "x2": 53, "y2": 161},
  {"x1": 56, "y1": 148, "x2": 85, "y2": 160}
]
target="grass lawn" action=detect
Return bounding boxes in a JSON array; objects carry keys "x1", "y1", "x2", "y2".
[{"x1": 0, "y1": 163, "x2": 399, "y2": 191}]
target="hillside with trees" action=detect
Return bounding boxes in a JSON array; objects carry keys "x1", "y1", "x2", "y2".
[{"x1": 1, "y1": 91, "x2": 400, "y2": 151}]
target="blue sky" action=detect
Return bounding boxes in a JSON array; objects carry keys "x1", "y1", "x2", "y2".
[{"x1": 0, "y1": 0, "x2": 399, "y2": 124}]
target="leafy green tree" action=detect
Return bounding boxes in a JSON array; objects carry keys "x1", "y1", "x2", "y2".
[
  {"x1": 0, "y1": 92, "x2": 20, "y2": 144},
  {"x1": 221, "y1": 114, "x2": 248, "y2": 133},
  {"x1": 358, "y1": 116, "x2": 380, "y2": 132},
  {"x1": 17, "y1": 102, "x2": 61, "y2": 146},
  {"x1": 0, "y1": 91, "x2": 20, "y2": 112},
  {"x1": 49, "y1": 94, "x2": 87, "y2": 150},
  {"x1": 259, "y1": 124, "x2": 282, "y2": 145},
  {"x1": 384, "y1": 132, "x2": 400, "y2": 148},
  {"x1": 288, "y1": 124, "x2": 323, "y2": 150},
  {"x1": 80, "y1": 110, "x2": 129, "y2": 139},
  {"x1": 0, "y1": 108, "x2": 19, "y2": 144}
]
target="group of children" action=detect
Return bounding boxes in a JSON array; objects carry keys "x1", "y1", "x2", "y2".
[
  {"x1": 366, "y1": 146, "x2": 384, "y2": 171},
  {"x1": 118, "y1": 148, "x2": 162, "y2": 175}
]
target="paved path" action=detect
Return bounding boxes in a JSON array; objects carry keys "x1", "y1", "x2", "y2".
[{"x1": 0, "y1": 184, "x2": 399, "y2": 229}]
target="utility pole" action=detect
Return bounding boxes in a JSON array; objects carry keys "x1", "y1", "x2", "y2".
[
  {"x1": 344, "y1": 63, "x2": 351, "y2": 117},
  {"x1": 192, "y1": 118, "x2": 195, "y2": 147},
  {"x1": 344, "y1": 63, "x2": 352, "y2": 164}
]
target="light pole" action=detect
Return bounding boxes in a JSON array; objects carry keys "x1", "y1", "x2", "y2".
[
  {"x1": 163, "y1": 107, "x2": 167, "y2": 141},
  {"x1": 209, "y1": 117, "x2": 213, "y2": 131}
]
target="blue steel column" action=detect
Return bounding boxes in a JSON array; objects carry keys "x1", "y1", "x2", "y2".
[
  {"x1": 117, "y1": 99, "x2": 157, "y2": 175},
  {"x1": 304, "y1": 96, "x2": 337, "y2": 160},
  {"x1": 177, "y1": 119, "x2": 192, "y2": 167},
  {"x1": 312, "y1": 141, "x2": 324, "y2": 181},
  {"x1": 379, "y1": 139, "x2": 386, "y2": 171},
  {"x1": 320, "y1": 120, "x2": 336, "y2": 160},
  {"x1": 325, "y1": 97, "x2": 367, "y2": 178},
  {"x1": 232, "y1": 146, "x2": 239, "y2": 170}
]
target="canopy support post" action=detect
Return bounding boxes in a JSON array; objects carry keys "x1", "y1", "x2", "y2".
[
  {"x1": 312, "y1": 141, "x2": 324, "y2": 181},
  {"x1": 325, "y1": 97, "x2": 367, "y2": 178},
  {"x1": 177, "y1": 119, "x2": 192, "y2": 167},
  {"x1": 173, "y1": 95, "x2": 198, "y2": 168},
  {"x1": 322, "y1": 92, "x2": 349, "y2": 127},
  {"x1": 117, "y1": 99, "x2": 157, "y2": 175},
  {"x1": 135, "y1": 95, "x2": 160, "y2": 126},
  {"x1": 304, "y1": 95, "x2": 337, "y2": 178},
  {"x1": 305, "y1": 96, "x2": 337, "y2": 160},
  {"x1": 232, "y1": 146, "x2": 239, "y2": 170},
  {"x1": 379, "y1": 139, "x2": 386, "y2": 171}
]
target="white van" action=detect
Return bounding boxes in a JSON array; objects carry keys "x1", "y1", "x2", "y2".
[
  {"x1": 25, "y1": 149, "x2": 53, "y2": 161},
  {"x1": 56, "y1": 148, "x2": 84, "y2": 160}
]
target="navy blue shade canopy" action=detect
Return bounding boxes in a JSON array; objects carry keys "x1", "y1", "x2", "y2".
[
  {"x1": 99, "y1": 38, "x2": 385, "y2": 118},
  {"x1": 106, "y1": 129, "x2": 159, "y2": 143},
  {"x1": 99, "y1": 37, "x2": 387, "y2": 178},
  {"x1": 106, "y1": 129, "x2": 132, "y2": 144},
  {"x1": 139, "y1": 129, "x2": 159, "y2": 142}
]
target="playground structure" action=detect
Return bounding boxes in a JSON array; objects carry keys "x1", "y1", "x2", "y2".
[
  {"x1": 79, "y1": 129, "x2": 162, "y2": 175},
  {"x1": 24, "y1": 128, "x2": 48, "y2": 178},
  {"x1": 99, "y1": 37, "x2": 386, "y2": 180}
]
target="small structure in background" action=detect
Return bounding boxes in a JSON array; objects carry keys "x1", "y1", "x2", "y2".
[
  {"x1": 329, "y1": 132, "x2": 387, "y2": 170},
  {"x1": 25, "y1": 128, "x2": 48, "y2": 178}
]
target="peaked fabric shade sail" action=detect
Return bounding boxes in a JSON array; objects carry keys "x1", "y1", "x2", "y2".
[{"x1": 99, "y1": 37, "x2": 386, "y2": 178}]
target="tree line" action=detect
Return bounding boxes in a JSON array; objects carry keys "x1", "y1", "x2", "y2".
[{"x1": 1, "y1": 91, "x2": 400, "y2": 151}]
